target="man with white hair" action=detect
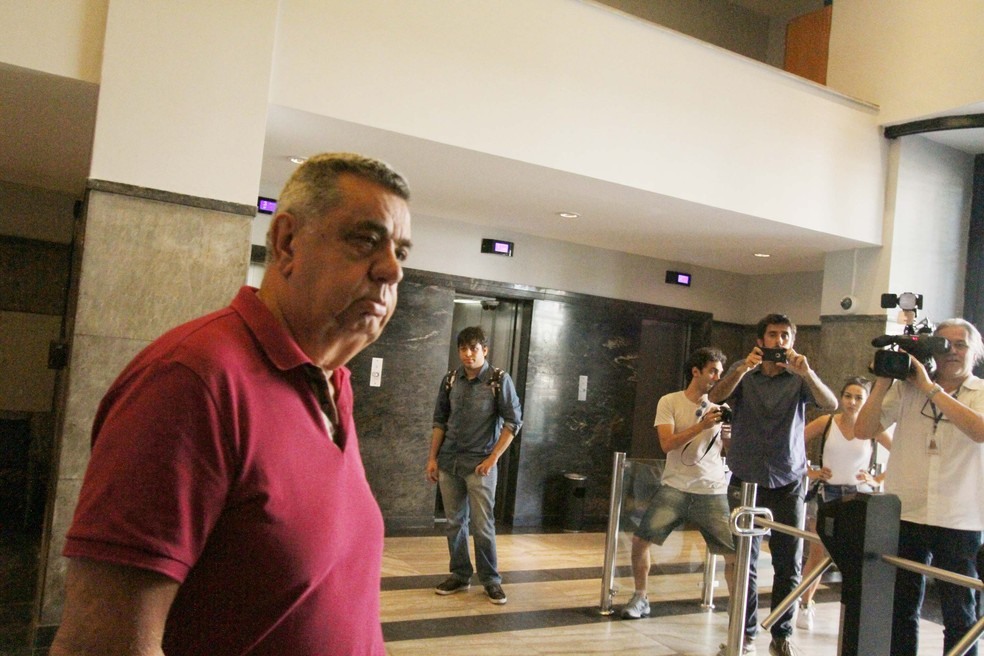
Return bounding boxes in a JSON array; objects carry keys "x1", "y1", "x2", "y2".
[{"x1": 857, "y1": 318, "x2": 984, "y2": 656}]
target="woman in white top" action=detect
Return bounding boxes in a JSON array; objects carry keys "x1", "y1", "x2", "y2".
[{"x1": 796, "y1": 377, "x2": 892, "y2": 631}]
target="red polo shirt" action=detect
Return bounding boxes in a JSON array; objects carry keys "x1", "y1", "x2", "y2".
[{"x1": 64, "y1": 287, "x2": 385, "y2": 655}]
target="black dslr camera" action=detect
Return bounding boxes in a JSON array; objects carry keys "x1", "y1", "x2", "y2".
[
  {"x1": 718, "y1": 404, "x2": 733, "y2": 423},
  {"x1": 872, "y1": 291, "x2": 949, "y2": 379}
]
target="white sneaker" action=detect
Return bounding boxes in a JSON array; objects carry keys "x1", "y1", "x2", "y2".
[
  {"x1": 620, "y1": 592, "x2": 650, "y2": 619},
  {"x1": 795, "y1": 602, "x2": 815, "y2": 631}
]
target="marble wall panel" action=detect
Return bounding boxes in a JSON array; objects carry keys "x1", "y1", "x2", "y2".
[
  {"x1": 348, "y1": 270, "x2": 711, "y2": 530},
  {"x1": 349, "y1": 281, "x2": 455, "y2": 529},
  {"x1": 57, "y1": 334, "x2": 150, "y2": 480},
  {"x1": 38, "y1": 187, "x2": 253, "y2": 634},
  {"x1": 38, "y1": 477, "x2": 81, "y2": 625},
  {"x1": 515, "y1": 298, "x2": 651, "y2": 527},
  {"x1": 74, "y1": 191, "x2": 250, "y2": 341},
  {"x1": 820, "y1": 314, "x2": 891, "y2": 393}
]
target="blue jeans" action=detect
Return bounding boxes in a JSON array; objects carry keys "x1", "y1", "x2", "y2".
[
  {"x1": 438, "y1": 466, "x2": 500, "y2": 585},
  {"x1": 728, "y1": 477, "x2": 805, "y2": 640},
  {"x1": 891, "y1": 521, "x2": 982, "y2": 656}
]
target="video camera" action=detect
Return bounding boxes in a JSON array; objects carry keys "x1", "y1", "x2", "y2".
[
  {"x1": 871, "y1": 334, "x2": 950, "y2": 379},
  {"x1": 871, "y1": 292, "x2": 950, "y2": 379}
]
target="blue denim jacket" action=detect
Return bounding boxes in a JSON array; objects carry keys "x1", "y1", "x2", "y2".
[{"x1": 433, "y1": 362, "x2": 523, "y2": 473}]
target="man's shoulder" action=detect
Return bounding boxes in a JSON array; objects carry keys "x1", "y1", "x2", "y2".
[
  {"x1": 962, "y1": 376, "x2": 984, "y2": 391},
  {"x1": 658, "y1": 390, "x2": 689, "y2": 404}
]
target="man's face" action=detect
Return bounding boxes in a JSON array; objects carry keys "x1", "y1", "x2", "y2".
[
  {"x1": 934, "y1": 325, "x2": 975, "y2": 381},
  {"x1": 693, "y1": 360, "x2": 724, "y2": 394},
  {"x1": 458, "y1": 341, "x2": 488, "y2": 373},
  {"x1": 758, "y1": 323, "x2": 794, "y2": 350},
  {"x1": 275, "y1": 174, "x2": 412, "y2": 365}
]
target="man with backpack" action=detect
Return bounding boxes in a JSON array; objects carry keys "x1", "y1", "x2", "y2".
[{"x1": 426, "y1": 325, "x2": 523, "y2": 605}]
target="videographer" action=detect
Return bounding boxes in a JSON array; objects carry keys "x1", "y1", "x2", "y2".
[
  {"x1": 856, "y1": 318, "x2": 984, "y2": 656},
  {"x1": 709, "y1": 313, "x2": 838, "y2": 656}
]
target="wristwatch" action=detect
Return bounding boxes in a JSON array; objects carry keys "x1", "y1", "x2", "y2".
[{"x1": 926, "y1": 383, "x2": 944, "y2": 400}]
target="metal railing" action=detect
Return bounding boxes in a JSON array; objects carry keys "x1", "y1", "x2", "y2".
[{"x1": 724, "y1": 481, "x2": 984, "y2": 656}]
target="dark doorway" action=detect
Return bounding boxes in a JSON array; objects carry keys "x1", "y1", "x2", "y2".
[
  {"x1": 629, "y1": 320, "x2": 692, "y2": 458},
  {"x1": 434, "y1": 295, "x2": 532, "y2": 524}
]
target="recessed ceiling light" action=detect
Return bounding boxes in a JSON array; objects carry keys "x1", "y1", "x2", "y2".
[
  {"x1": 754, "y1": 253, "x2": 771, "y2": 258},
  {"x1": 557, "y1": 211, "x2": 580, "y2": 219},
  {"x1": 288, "y1": 156, "x2": 307, "y2": 164}
]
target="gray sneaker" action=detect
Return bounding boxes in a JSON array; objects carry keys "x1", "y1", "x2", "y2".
[
  {"x1": 620, "y1": 592, "x2": 650, "y2": 619},
  {"x1": 769, "y1": 637, "x2": 800, "y2": 656},
  {"x1": 716, "y1": 636, "x2": 757, "y2": 655},
  {"x1": 434, "y1": 577, "x2": 470, "y2": 595}
]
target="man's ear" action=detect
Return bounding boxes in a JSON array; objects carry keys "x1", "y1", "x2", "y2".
[
  {"x1": 268, "y1": 212, "x2": 300, "y2": 276},
  {"x1": 692, "y1": 366, "x2": 701, "y2": 380}
]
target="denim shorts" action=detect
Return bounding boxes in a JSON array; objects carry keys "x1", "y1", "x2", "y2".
[
  {"x1": 806, "y1": 484, "x2": 859, "y2": 522},
  {"x1": 634, "y1": 484, "x2": 735, "y2": 554}
]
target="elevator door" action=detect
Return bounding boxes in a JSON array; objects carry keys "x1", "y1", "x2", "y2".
[
  {"x1": 630, "y1": 320, "x2": 691, "y2": 458},
  {"x1": 435, "y1": 296, "x2": 530, "y2": 523}
]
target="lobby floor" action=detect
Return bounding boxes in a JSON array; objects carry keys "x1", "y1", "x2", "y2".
[{"x1": 381, "y1": 528, "x2": 948, "y2": 655}]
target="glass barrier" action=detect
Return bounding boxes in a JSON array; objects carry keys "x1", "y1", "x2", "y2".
[{"x1": 600, "y1": 455, "x2": 724, "y2": 614}]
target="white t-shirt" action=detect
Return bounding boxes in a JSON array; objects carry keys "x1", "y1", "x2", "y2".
[
  {"x1": 654, "y1": 391, "x2": 728, "y2": 494},
  {"x1": 881, "y1": 376, "x2": 984, "y2": 530}
]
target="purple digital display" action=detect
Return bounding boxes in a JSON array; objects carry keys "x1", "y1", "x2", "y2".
[
  {"x1": 665, "y1": 270, "x2": 691, "y2": 286},
  {"x1": 480, "y1": 238, "x2": 514, "y2": 256},
  {"x1": 257, "y1": 197, "x2": 277, "y2": 214}
]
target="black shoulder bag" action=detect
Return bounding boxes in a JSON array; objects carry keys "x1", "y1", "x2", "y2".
[{"x1": 805, "y1": 415, "x2": 834, "y2": 501}]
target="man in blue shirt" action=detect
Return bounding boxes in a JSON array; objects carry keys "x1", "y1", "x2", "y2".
[
  {"x1": 709, "y1": 313, "x2": 837, "y2": 656},
  {"x1": 426, "y1": 326, "x2": 523, "y2": 605}
]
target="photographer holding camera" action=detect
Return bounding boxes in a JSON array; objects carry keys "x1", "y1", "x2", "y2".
[
  {"x1": 621, "y1": 347, "x2": 736, "y2": 621},
  {"x1": 857, "y1": 318, "x2": 984, "y2": 656},
  {"x1": 709, "y1": 313, "x2": 838, "y2": 656}
]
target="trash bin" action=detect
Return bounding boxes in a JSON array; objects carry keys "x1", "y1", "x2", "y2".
[{"x1": 562, "y1": 473, "x2": 588, "y2": 532}]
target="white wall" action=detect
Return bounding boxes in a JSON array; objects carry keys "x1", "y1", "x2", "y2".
[
  {"x1": 885, "y1": 136, "x2": 973, "y2": 323},
  {"x1": 828, "y1": 0, "x2": 984, "y2": 125},
  {"x1": 272, "y1": 0, "x2": 885, "y2": 245},
  {"x1": 88, "y1": 1, "x2": 279, "y2": 204},
  {"x1": 0, "y1": 0, "x2": 107, "y2": 83},
  {"x1": 251, "y1": 211, "x2": 824, "y2": 325},
  {"x1": 821, "y1": 137, "x2": 973, "y2": 323}
]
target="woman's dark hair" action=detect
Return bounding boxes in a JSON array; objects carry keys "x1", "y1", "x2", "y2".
[{"x1": 840, "y1": 376, "x2": 871, "y2": 396}]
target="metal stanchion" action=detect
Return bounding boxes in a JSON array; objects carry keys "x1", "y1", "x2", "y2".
[
  {"x1": 598, "y1": 451, "x2": 627, "y2": 615},
  {"x1": 700, "y1": 549, "x2": 719, "y2": 610},
  {"x1": 725, "y1": 482, "x2": 770, "y2": 656}
]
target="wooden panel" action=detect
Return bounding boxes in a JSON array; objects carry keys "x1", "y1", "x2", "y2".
[{"x1": 785, "y1": 5, "x2": 832, "y2": 85}]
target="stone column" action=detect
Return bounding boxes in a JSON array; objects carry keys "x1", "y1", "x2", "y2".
[{"x1": 33, "y1": 1, "x2": 278, "y2": 647}]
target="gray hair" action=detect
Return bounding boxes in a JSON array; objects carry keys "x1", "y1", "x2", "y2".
[
  {"x1": 265, "y1": 152, "x2": 410, "y2": 262},
  {"x1": 935, "y1": 318, "x2": 984, "y2": 365}
]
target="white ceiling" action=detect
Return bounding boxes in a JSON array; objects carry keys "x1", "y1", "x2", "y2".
[{"x1": 3, "y1": 40, "x2": 982, "y2": 277}]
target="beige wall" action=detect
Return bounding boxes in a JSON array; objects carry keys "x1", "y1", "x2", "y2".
[{"x1": 828, "y1": 0, "x2": 984, "y2": 124}]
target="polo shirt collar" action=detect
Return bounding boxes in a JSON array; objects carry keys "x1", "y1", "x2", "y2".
[{"x1": 231, "y1": 286, "x2": 312, "y2": 372}]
